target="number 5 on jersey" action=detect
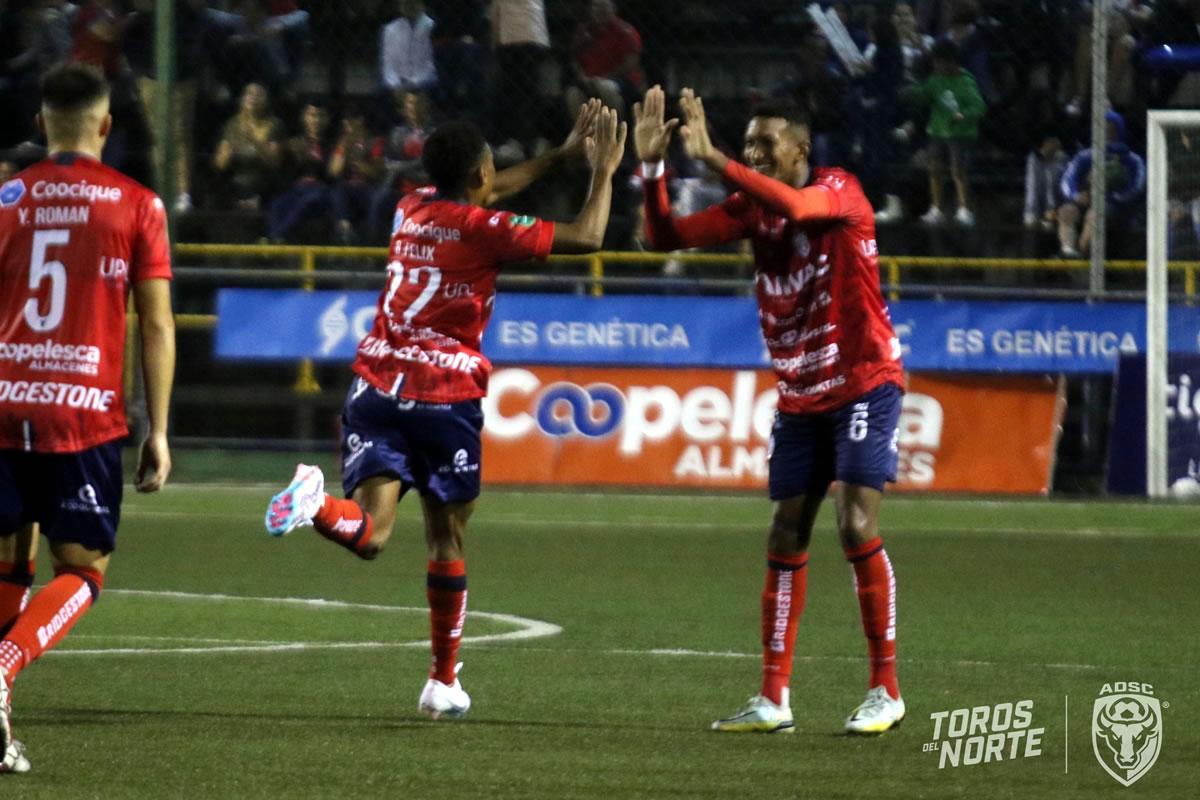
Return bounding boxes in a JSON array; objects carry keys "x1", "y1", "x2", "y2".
[{"x1": 26, "y1": 229, "x2": 69, "y2": 332}]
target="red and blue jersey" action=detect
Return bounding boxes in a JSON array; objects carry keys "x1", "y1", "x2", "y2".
[
  {"x1": 644, "y1": 163, "x2": 903, "y2": 414},
  {"x1": 0, "y1": 154, "x2": 171, "y2": 453},
  {"x1": 353, "y1": 187, "x2": 555, "y2": 403}
]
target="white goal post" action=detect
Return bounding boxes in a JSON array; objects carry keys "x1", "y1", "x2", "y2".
[{"x1": 1145, "y1": 111, "x2": 1198, "y2": 498}]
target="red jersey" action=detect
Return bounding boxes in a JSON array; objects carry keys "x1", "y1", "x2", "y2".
[
  {"x1": 645, "y1": 162, "x2": 903, "y2": 414},
  {"x1": 352, "y1": 188, "x2": 555, "y2": 402},
  {"x1": 0, "y1": 155, "x2": 172, "y2": 453}
]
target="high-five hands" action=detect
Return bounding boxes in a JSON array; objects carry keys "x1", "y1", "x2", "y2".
[
  {"x1": 585, "y1": 106, "x2": 628, "y2": 176},
  {"x1": 632, "y1": 85, "x2": 680, "y2": 162},
  {"x1": 678, "y1": 88, "x2": 724, "y2": 169},
  {"x1": 561, "y1": 98, "x2": 603, "y2": 161}
]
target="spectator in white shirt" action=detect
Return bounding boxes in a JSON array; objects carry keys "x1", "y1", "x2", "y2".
[
  {"x1": 491, "y1": 0, "x2": 551, "y2": 159},
  {"x1": 380, "y1": 0, "x2": 437, "y2": 98}
]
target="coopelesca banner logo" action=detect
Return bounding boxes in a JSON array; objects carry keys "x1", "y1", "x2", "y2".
[{"x1": 1092, "y1": 682, "x2": 1163, "y2": 787}]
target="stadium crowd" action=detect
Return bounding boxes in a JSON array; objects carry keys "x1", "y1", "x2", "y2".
[{"x1": 2, "y1": 0, "x2": 1199, "y2": 254}]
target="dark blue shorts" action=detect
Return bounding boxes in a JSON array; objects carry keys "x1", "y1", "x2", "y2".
[
  {"x1": 0, "y1": 441, "x2": 124, "y2": 554},
  {"x1": 768, "y1": 383, "x2": 902, "y2": 500},
  {"x1": 340, "y1": 378, "x2": 483, "y2": 503}
]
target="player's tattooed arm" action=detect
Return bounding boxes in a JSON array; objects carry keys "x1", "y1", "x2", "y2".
[{"x1": 486, "y1": 99, "x2": 602, "y2": 205}]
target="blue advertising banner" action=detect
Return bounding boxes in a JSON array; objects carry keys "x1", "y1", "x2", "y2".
[
  {"x1": 216, "y1": 290, "x2": 1200, "y2": 374},
  {"x1": 1106, "y1": 354, "x2": 1200, "y2": 496}
]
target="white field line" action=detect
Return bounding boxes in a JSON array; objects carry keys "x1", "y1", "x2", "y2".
[
  {"x1": 160, "y1": 484, "x2": 1190, "y2": 511},
  {"x1": 50, "y1": 589, "x2": 560, "y2": 656},
  {"x1": 120, "y1": 507, "x2": 1185, "y2": 536},
  {"x1": 162, "y1": 482, "x2": 1200, "y2": 513}
]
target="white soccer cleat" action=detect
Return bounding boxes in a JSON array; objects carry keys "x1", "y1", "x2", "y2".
[
  {"x1": 265, "y1": 464, "x2": 325, "y2": 537},
  {"x1": 919, "y1": 206, "x2": 945, "y2": 225},
  {"x1": 0, "y1": 740, "x2": 30, "y2": 775},
  {"x1": 845, "y1": 686, "x2": 906, "y2": 734},
  {"x1": 0, "y1": 674, "x2": 28, "y2": 774},
  {"x1": 418, "y1": 663, "x2": 471, "y2": 720},
  {"x1": 711, "y1": 694, "x2": 795, "y2": 734}
]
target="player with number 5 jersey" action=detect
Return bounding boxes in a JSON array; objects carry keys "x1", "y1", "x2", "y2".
[
  {"x1": 265, "y1": 102, "x2": 627, "y2": 721},
  {"x1": 0, "y1": 63, "x2": 175, "y2": 775}
]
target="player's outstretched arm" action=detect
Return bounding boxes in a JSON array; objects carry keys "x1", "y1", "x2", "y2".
[
  {"x1": 133, "y1": 278, "x2": 175, "y2": 493},
  {"x1": 551, "y1": 106, "x2": 627, "y2": 253},
  {"x1": 486, "y1": 99, "x2": 602, "y2": 205},
  {"x1": 678, "y1": 88, "x2": 837, "y2": 224},
  {"x1": 637, "y1": 86, "x2": 746, "y2": 252}
]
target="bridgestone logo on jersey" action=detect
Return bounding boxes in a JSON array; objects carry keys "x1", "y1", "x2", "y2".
[
  {"x1": 359, "y1": 335, "x2": 482, "y2": 374},
  {"x1": 0, "y1": 340, "x2": 101, "y2": 375},
  {"x1": 36, "y1": 581, "x2": 92, "y2": 647},
  {"x1": 0, "y1": 380, "x2": 115, "y2": 411},
  {"x1": 31, "y1": 179, "x2": 122, "y2": 203}
]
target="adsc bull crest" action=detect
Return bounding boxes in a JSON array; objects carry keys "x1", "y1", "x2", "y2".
[{"x1": 1092, "y1": 682, "x2": 1163, "y2": 787}]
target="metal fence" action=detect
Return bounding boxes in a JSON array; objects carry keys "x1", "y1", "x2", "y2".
[{"x1": 3, "y1": 1, "x2": 1194, "y2": 262}]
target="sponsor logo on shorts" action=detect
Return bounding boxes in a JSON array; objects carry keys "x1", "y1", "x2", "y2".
[
  {"x1": 439, "y1": 448, "x2": 480, "y2": 475},
  {"x1": 343, "y1": 432, "x2": 374, "y2": 468},
  {"x1": 923, "y1": 700, "x2": 1044, "y2": 769},
  {"x1": 61, "y1": 483, "x2": 111, "y2": 515},
  {"x1": 1093, "y1": 682, "x2": 1164, "y2": 787},
  {"x1": 0, "y1": 178, "x2": 26, "y2": 207}
]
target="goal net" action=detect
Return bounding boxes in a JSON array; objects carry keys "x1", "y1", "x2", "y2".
[{"x1": 1145, "y1": 111, "x2": 1200, "y2": 498}]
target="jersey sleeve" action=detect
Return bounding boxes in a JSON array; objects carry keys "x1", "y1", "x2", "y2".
[
  {"x1": 477, "y1": 210, "x2": 555, "y2": 264},
  {"x1": 721, "y1": 160, "x2": 862, "y2": 225},
  {"x1": 642, "y1": 174, "x2": 749, "y2": 250},
  {"x1": 132, "y1": 192, "x2": 172, "y2": 282}
]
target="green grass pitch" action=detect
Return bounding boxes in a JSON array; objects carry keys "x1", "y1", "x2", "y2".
[{"x1": 6, "y1": 473, "x2": 1196, "y2": 798}]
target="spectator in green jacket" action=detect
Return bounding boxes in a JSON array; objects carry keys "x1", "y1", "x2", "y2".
[{"x1": 905, "y1": 39, "x2": 985, "y2": 226}]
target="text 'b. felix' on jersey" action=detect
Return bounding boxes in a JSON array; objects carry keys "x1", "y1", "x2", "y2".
[{"x1": 352, "y1": 187, "x2": 554, "y2": 403}]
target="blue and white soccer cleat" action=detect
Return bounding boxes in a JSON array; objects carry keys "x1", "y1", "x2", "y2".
[
  {"x1": 418, "y1": 663, "x2": 471, "y2": 720},
  {"x1": 711, "y1": 693, "x2": 795, "y2": 734},
  {"x1": 265, "y1": 463, "x2": 326, "y2": 537},
  {"x1": 844, "y1": 686, "x2": 906, "y2": 734}
]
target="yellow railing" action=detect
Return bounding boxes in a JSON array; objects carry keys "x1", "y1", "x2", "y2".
[{"x1": 172, "y1": 243, "x2": 1200, "y2": 300}]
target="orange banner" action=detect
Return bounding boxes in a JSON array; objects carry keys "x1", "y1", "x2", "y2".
[
  {"x1": 895, "y1": 373, "x2": 1064, "y2": 494},
  {"x1": 482, "y1": 368, "x2": 1063, "y2": 494}
]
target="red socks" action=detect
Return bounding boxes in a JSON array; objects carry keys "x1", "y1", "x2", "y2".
[
  {"x1": 0, "y1": 566, "x2": 104, "y2": 683},
  {"x1": 845, "y1": 536, "x2": 899, "y2": 700},
  {"x1": 760, "y1": 551, "x2": 808, "y2": 706},
  {"x1": 426, "y1": 559, "x2": 467, "y2": 685},
  {"x1": 0, "y1": 561, "x2": 35, "y2": 637},
  {"x1": 312, "y1": 495, "x2": 376, "y2": 559}
]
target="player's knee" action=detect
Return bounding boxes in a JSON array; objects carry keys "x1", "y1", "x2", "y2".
[
  {"x1": 53, "y1": 564, "x2": 106, "y2": 603},
  {"x1": 769, "y1": 511, "x2": 811, "y2": 553},
  {"x1": 837, "y1": 515, "x2": 876, "y2": 549}
]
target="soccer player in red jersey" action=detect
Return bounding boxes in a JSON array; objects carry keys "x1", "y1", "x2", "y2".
[
  {"x1": 0, "y1": 63, "x2": 175, "y2": 773},
  {"x1": 633, "y1": 86, "x2": 905, "y2": 734},
  {"x1": 265, "y1": 102, "x2": 626, "y2": 719}
]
